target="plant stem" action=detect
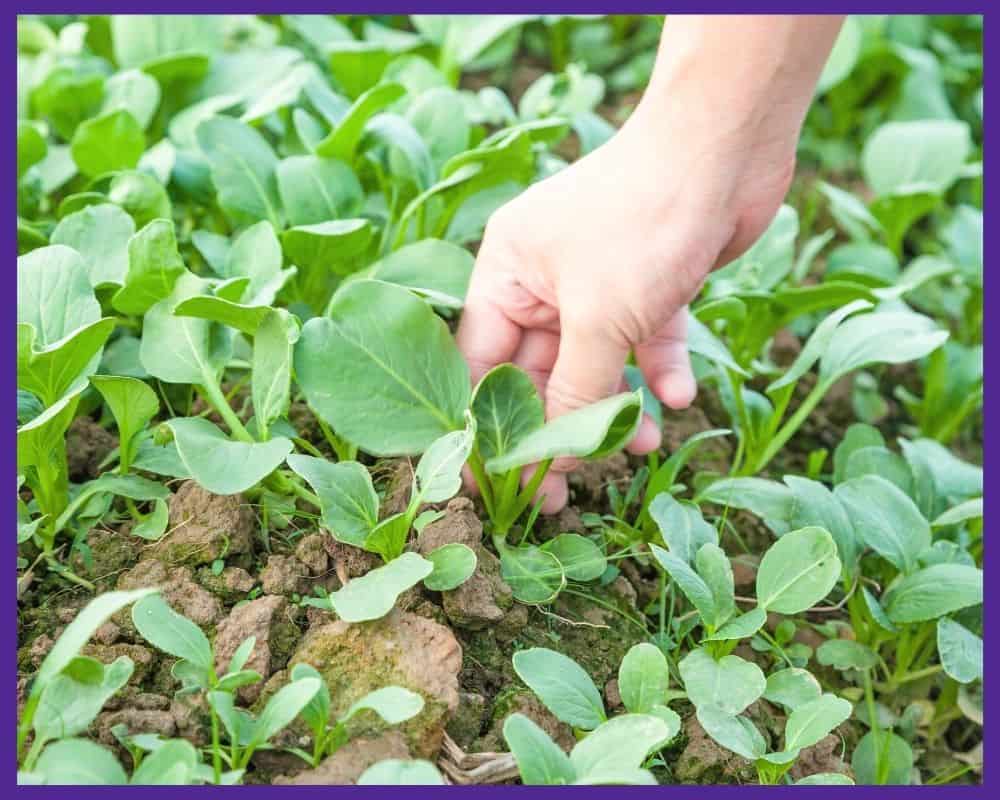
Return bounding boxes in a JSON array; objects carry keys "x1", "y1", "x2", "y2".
[
  {"x1": 747, "y1": 380, "x2": 828, "y2": 475},
  {"x1": 199, "y1": 381, "x2": 254, "y2": 444}
]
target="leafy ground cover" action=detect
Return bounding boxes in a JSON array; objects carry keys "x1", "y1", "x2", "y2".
[{"x1": 16, "y1": 14, "x2": 982, "y2": 786}]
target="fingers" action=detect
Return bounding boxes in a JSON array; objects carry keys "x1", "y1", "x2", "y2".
[
  {"x1": 456, "y1": 296, "x2": 521, "y2": 384},
  {"x1": 635, "y1": 311, "x2": 697, "y2": 410},
  {"x1": 522, "y1": 464, "x2": 568, "y2": 515}
]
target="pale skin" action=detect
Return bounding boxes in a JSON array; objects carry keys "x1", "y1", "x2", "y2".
[{"x1": 457, "y1": 15, "x2": 845, "y2": 512}]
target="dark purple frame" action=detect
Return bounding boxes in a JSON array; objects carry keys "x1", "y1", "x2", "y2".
[{"x1": 7, "y1": 4, "x2": 992, "y2": 796}]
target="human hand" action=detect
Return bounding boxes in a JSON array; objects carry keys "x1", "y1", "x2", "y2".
[{"x1": 457, "y1": 16, "x2": 841, "y2": 513}]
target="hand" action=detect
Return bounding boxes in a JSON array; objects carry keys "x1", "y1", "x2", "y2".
[{"x1": 457, "y1": 16, "x2": 841, "y2": 513}]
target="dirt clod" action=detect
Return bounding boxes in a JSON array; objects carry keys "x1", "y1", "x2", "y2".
[
  {"x1": 275, "y1": 731, "x2": 411, "y2": 785},
  {"x1": 294, "y1": 533, "x2": 329, "y2": 576},
  {"x1": 260, "y1": 555, "x2": 310, "y2": 596},
  {"x1": 151, "y1": 481, "x2": 255, "y2": 567},
  {"x1": 442, "y1": 549, "x2": 512, "y2": 631},
  {"x1": 66, "y1": 416, "x2": 118, "y2": 481},
  {"x1": 417, "y1": 497, "x2": 483, "y2": 552},
  {"x1": 118, "y1": 560, "x2": 224, "y2": 629}
]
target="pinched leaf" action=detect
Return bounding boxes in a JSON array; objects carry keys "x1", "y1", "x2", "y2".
[
  {"x1": 112, "y1": 219, "x2": 187, "y2": 316},
  {"x1": 695, "y1": 543, "x2": 736, "y2": 630},
  {"x1": 835, "y1": 475, "x2": 930, "y2": 574},
  {"x1": 251, "y1": 677, "x2": 322, "y2": 746},
  {"x1": 503, "y1": 713, "x2": 576, "y2": 786},
  {"x1": 618, "y1": 643, "x2": 670, "y2": 715},
  {"x1": 364, "y1": 512, "x2": 412, "y2": 562},
  {"x1": 513, "y1": 647, "x2": 606, "y2": 730},
  {"x1": 884, "y1": 564, "x2": 982, "y2": 624},
  {"x1": 756, "y1": 527, "x2": 841, "y2": 614},
  {"x1": 296, "y1": 280, "x2": 470, "y2": 455},
  {"x1": 679, "y1": 648, "x2": 766, "y2": 715},
  {"x1": 165, "y1": 418, "x2": 293, "y2": 495},
  {"x1": 651, "y1": 544, "x2": 717, "y2": 628},
  {"x1": 485, "y1": 391, "x2": 642, "y2": 473},
  {"x1": 648, "y1": 493, "x2": 717, "y2": 564},
  {"x1": 324, "y1": 552, "x2": 434, "y2": 623},
  {"x1": 423, "y1": 543, "x2": 477, "y2": 591},
  {"x1": 937, "y1": 618, "x2": 982, "y2": 684},
  {"x1": 286, "y1": 456, "x2": 378, "y2": 547},
  {"x1": 687, "y1": 312, "x2": 749, "y2": 376},
  {"x1": 471, "y1": 364, "x2": 544, "y2": 463}
]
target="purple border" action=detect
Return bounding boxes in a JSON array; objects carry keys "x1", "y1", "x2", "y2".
[{"x1": 9, "y1": 4, "x2": 992, "y2": 797}]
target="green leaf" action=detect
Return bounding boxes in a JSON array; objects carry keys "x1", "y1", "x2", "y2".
[
  {"x1": 763, "y1": 668, "x2": 821, "y2": 710},
  {"x1": 252, "y1": 676, "x2": 322, "y2": 745},
  {"x1": 679, "y1": 648, "x2": 765, "y2": 715},
  {"x1": 540, "y1": 534, "x2": 607, "y2": 582},
  {"x1": 936, "y1": 618, "x2": 982, "y2": 684},
  {"x1": 650, "y1": 544, "x2": 717, "y2": 628},
  {"x1": 132, "y1": 498, "x2": 170, "y2": 541},
  {"x1": 165, "y1": 418, "x2": 293, "y2": 495},
  {"x1": 112, "y1": 219, "x2": 187, "y2": 316},
  {"x1": 835, "y1": 475, "x2": 930, "y2": 574},
  {"x1": 129, "y1": 739, "x2": 200, "y2": 785},
  {"x1": 252, "y1": 309, "x2": 299, "y2": 438},
  {"x1": 325, "y1": 552, "x2": 433, "y2": 622},
  {"x1": 756, "y1": 527, "x2": 841, "y2": 614},
  {"x1": 276, "y1": 155, "x2": 364, "y2": 226},
  {"x1": 512, "y1": 647, "x2": 605, "y2": 729},
  {"x1": 687, "y1": 312, "x2": 749, "y2": 376},
  {"x1": 933, "y1": 498, "x2": 983, "y2": 528},
  {"x1": 414, "y1": 424, "x2": 475, "y2": 504},
  {"x1": 50, "y1": 204, "x2": 136, "y2": 288},
  {"x1": 796, "y1": 773, "x2": 855, "y2": 785},
  {"x1": 35, "y1": 656, "x2": 134, "y2": 742},
  {"x1": 342, "y1": 686, "x2": 424, "y2": 725},
  {"x1": 90, "y1": 376, "x2": 159, "y2": 473},
  {"x1": 364, "y1": 512, "x2": 411, "y2": 562},
  {"x1": 17, "y1": 120, "x2": 47, "y2": 180},
  {"x1": 818, "y1": 311, "x2": 948, "y2": 387},
  {"x1": 17, "y1": 245, "x2": 101, "y2": 349},
  {"x1": 286, "y1": 456, "x2": 378, "y2": 547},
  {"x1": 884, "y1": 564, "x2": 982, "y2": 624},
  {"x1": 18, "y1": 318, "x2": 116, "y2": 407},
  {"x1": 132, "y1": 593, "x2": 212, "y2": 672},
  {"x1": 783, "y1": 475, "x2": 859, "y2": 572},
  {"x1": 282, "y1": 219, "x2": 373, "y2": 275},
  {"x1": 618, "y1": 643, "x2": 669, "y2": 714},
  {"x1": 816, "y1": 640, "x2": 878, "y2": 671},
  {"x1": 54, "y1": 473, "x2": 169, "y2": 532},
  {"x1": 695, "y1": 543, "x2": 736, "y2": 630},
  {"x1": 139, "y1": 273, "x2": 232, "y2": 386},
  {"x1": 351, "y1": 238, "x2": 474, "y2": 309},
  {"x1": 862, "y1": 120, "x2": 971, "y2": 197},
  {"x1": 315, "y1": 81, "x2": 406, "y2": 160},
  {"x1": 648, "y1": 494, "x2": 717, "y2": 564},
  {"x1": 783, "y1": 694, "x2": 852, "y2": 751},
  {"x1": 423, "y1": 543, "x2": 478, "y2": 591},
  {"x1": 357, "y1": 760, "x2": 445, "y2": 785},
  {"x1": 17, "y1": 384, "x2": 85, "y2": 518},
  {"x1": 500, "y1": 545, "x2": 565, "y2": 605},
  {"x1": 471, "y1": 364, "x2": 544, "y2": 463},
  {"x1": 485, "y1": 391, "x2": 642, "y2": 473},
  {"x1": 196, "y1": 115, "x2": 282, "y2": 228},
  {"x1": 33, "y1": 739, "x2": 128, "y2": 785},
  {"x1": 70, "y1": 110, "x2": 145, "y2": 178},
  {"x1": 101, "y1": 69, "x2": 161, "y2": 130},
  {"x1": 503, "y1": 713, "x2": 575, "y2": 786},
  {"x1": 224, "y1": 220, "x2": 285, "y2": 301},
  {"x1": 296, "y1": 280, "x2": 470, "y2": 455},
  {"x1": 570, "y1": 714, "x2": 671, "y2": 779},
  {"x1": 852, "y1": 730, "x2": 913, "y2": 785},
  {"x1": 702, "y1": 607, "x2": 767, "y2": 642},
  {"x1": 695, "y1": 704, "x2": 766, "y2": 760},
  {"x1": 696, "y1": 477, "x2": 795, "y2": 528}
]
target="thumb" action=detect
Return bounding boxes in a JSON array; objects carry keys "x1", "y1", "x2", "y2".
[{"x1": 546, "y1": 317, "x2": 629, "y2": 472}]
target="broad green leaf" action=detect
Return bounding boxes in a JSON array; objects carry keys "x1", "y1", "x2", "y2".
[
  {"x1": 132, "y1": 593, "x2": 212, "y2": 671},
  {"x1": 937, "y1": 618, "x2": 982, "y2": 684},
  {"x1": 471, "y1": 364, "x2": 544, "y2": 462},
  {"x1": 165, "y1": 418, "x2": 293, "y2": 495},
  {"x1": 364, "y1": 512, "x2": 411, "y2": 562},
  {"x1": 139, "y1": 273, "x2": 232, "y2": 385},
  {"x1": 315, "y1": 81, "x2": 406, "y2": 160},
  {"x1": 784, "y1": 475, "x2": 859, "y2": 572},
  {"x1": 70, "y1": 110, "x2": 145, "y2": 178},
  {"x1": 252, "y1": 309, "x2": 299, "y2": 438},
  {"x1": 500, "y1": 546, "x2": 565, "y2": 605},
  {"x1": 423, "y1": 543, "x2": 478, "y2": 591},
  {"x1": 702, "y1": 607, "x2": 767, "y2": 642},
  {"x1": 240, "y1": 60, "x2": 320, "y2": 123},
  {"x1": 32, "y1": 739, "x2": 127, "y2": 785},
  {"x1": 900, "y1": 438, "x2": 982, "y2": 504},
  {"x1": 414, "y1": 424, "x2": 475, "y2": 504},
  {"x1": 687, "y1": 312, "x2": 749, "y2": 376},
  {"x1": 618, "y1": 643, "x2": 670, "y2": 714},
  {"x1": 252, "y1": 676, "x2": 322, "y2": 745},
  {"x1": 651, "y1": 544, "x2": 717, "y2": 628},
  {"x1": 357, "y1": 760, "x2": 445, "y2": 785},
  {"x1": 884, "y1": 564, "x2": 982, "y2": 624},
  {"x1": 132, "y1": 498, "x2": 169, "y2": 540},
  {"x1": 817, "y1": 15, "x2": 862, "y2": 93},
  {"x1": 843, "y1": 445, "x2": 912, "y2": 496},
  {"x1": 933, "y1": 498, "x2": 983, "y2": 528},
  {"x1": 852, "y1": 730, "x2": 913, "y2": 785},
  {"x1": 570, "y1": 714, "x2": 671, "y2": 779},
  {"x1": 112, "y1": 219, "x2": 187, "y2": 316},
  {"x1": 282, "y1": 218, "x2": 372, "y2": 275},
  {"x1": 695, "y1": 543, "x2": 736, "y2": 630},
  {"x1": 171, "y1": 296, "x2": 273, "y2": 338},
  {"x1": 90, "y1": 375, "x2": 159, "y2": 473},
  {"x1": 50, "y1": 204, "x2": 135, "y2": 288},
  {"x1": 503, "y1": 713, "x2": 575, "y2": 786},
  {"x1": 276, "y1": 155, "x2": 364, "y2": 226},
  {"x1": 130, "y1": 739, "x2": 199, "y2": 785},
  {"x1": 101, "y1": 69, "x2": 161, "y2": 130},
  {"x1": 343, "y1": 686, "x2": 424, "y2": 724},
  {"x1": 695, "y1": 704, "x2": 766, "y2": 760},
  {"x1": 17, "y1": 384, "x2": 85, "y2": 518},
  {"x1": 54, "y1": 473, "x2": 169, "y2": 532},
  {"x1": 796, "y1": 773, "x2": 855, "y2": 785},
  {"x1": 351, "y1": 238, "x2": 474, "y2": 308},
  {"x1": 35, "y1": 589, "x2": 156, "y2": 690},
  {"x1": 512, "y1": 647, "x2": 605, "y2": 729},
  {"x1": 18, "y1": 318, "x2": 116, "y2": 407},
  {"x1": 111, "y1": 15, "x2": 224, "y2": 71},
  {"x1": 197, "y1": 115, "x2": 282, "y2": 228},
  {"x1": 17, "y1": 120, "x2": 47, "y2": 180},
  {"x1": 784, "y1": 694, "x2": 852, "y2": 751},
  {"x1": 296, "y1": 280, "x2": 470, "y2": 455},
  {"x1": 835, "y1": 475, "x2": 929, "y2": 574},
  {"x1": 485, "y1": 391, "x2": 642, "y2": 473},
  {"x1": 863, "y1": 586, "x2": 898, "y2": 634},
  {"x1": 862, "y1": 120, "x2": 972, "y2": 197},
  {"x1": 816, "y1": 640, "x2": 878, "y2": 671},
  {"x1": 679, "y1": 648, "x2": 765, "y2": 715},
  {"x1": 289, "y1": 663, "x2": 330, "y2": 734},
  {"x1": 324, "y1": 552, "x2": 433, "y2": 623},
  {"x1": 818, "y1": 311, "x2": 948, "y2": 387},
  {"x1": 697, "y1": 477, "x2": 795, "y2": 528},
  {"x1": 17, "y1": 245, "x2": 100, "y2": 347},
  {"x1": 756, "y1": 527, "x2": 840, "y2": 613},
  {"x1": 540, "y1": 534, "x2": 607, "y2": 582},
  {"x1": 224, "y1": 221, "x2": 283, "y2": 301},
  {"x1": 648, "y1": 493, "x2": 717, "y2": 564},
  {"x1": 763, "y1": 668, "x2": 821, "y2": 710},
  {"x1": 35, "y1": 656, "x2": 133, "y2": 742},
  {"x1": 712, "y1": 205, "x2": 798, "y2": 292},
  {"x1": 286, "y1": 456, "x2": 378, "y2": 547}
]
